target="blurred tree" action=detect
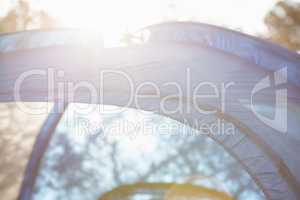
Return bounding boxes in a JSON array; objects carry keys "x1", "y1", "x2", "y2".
[
  {"x1": 265, "y1": 0, "x2": 300, "y2": 51},
  {"x1": 0, "y1": 103, "x2": 48, "y2": 200},
  {"x1": 32, "y1": 109, "x2": 264, "y2": 200},
  {"x1": 0, "y1": 0, "x2": 58, "y2": 32},
  {"x1": 0, "y1": 2, "x2": 58, "y2": 196},
  {"x1": 38, "y1": 11, "x2": 58, "y2": 29}
]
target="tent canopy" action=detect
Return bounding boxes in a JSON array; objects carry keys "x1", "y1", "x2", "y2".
[{"x1": 0, "y1": 22, "x2": 299, "y2": 200}]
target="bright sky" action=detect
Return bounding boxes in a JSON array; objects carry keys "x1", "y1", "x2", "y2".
[{"x1": 0, "y1": 0, "x2": 281, "y2": 44}]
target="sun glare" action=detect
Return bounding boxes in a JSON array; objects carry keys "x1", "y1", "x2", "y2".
[
  {"x1": 31, "y1": 0, "x2": 276, "y2": 46},
  {"x1": 37, "y1": 0, "x2": 166, "y2": 46}
]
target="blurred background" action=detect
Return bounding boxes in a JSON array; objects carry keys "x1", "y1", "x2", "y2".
[
  {"x1": 0, "y1": 0, "x2": 299, "y2": 199},
  {"x1": 1, "y1": 0, "x2": 300, "y2": 50}
]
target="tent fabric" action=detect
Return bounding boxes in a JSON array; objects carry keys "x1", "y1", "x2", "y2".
[
  {"x1": 0, "y1": 29, "x2": 103, "y2": 53},
  {"x1": 0, "y1": 22, "x2": 299, "y2": 200},
  {"x1": 141, "y1": 22, "x2": 300, "y2": 88}
]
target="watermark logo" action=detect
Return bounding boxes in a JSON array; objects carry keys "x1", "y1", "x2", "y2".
[
  {"x1": 12, "y1": 66, "x2": 289, "y2": 135},
  {"x1": 12, "y1": 67, "x2": 236, "y2": 136},
  {"x1": 250, "y1": 67, "x2": 287, "y2": 133}
]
